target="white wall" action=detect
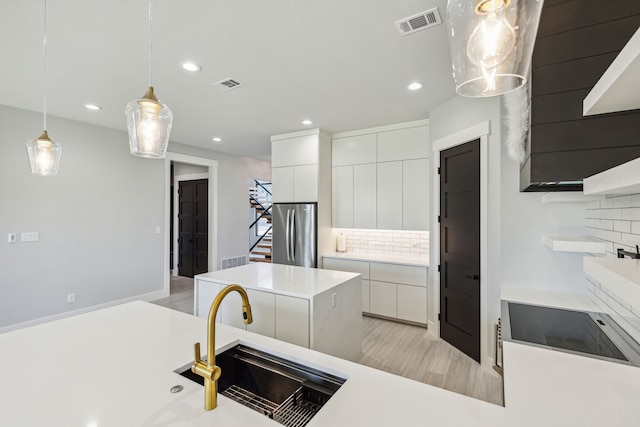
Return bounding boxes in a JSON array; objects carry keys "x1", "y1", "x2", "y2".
[
  {"x1": 0, "y1": 105, "x2": 271, "y2": 330},
  {"x1": 0, "y1": 105, "x2": 165, "y2": 329},
  {"x1": 429, "y1": 94, "x2": 587, "y2": 363}
]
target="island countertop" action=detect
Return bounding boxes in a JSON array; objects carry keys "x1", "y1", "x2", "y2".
[
  {"x1": 2, "y1": 300, "x2": 640, "y2": 426},
  {"x1": 195, "y1": 263, "x2": 360, "y2": 299}
]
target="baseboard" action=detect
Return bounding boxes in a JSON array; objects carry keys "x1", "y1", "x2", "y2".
[{"x1": 0, "y1": 289, "x2": 169, "y2": 335}]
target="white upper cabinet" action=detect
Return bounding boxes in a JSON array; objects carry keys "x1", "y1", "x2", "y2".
[
  {"x1": 377, "y1": 126, "x2": 429, "y2": 162},
  {"x1": 331, "y1": 120, "x2": 430, "y2": 231},
  {"x1": 377, "y1": 161, "x2": 403, "y2": 230},
  {"x1": 271, "y1": 133, "x2": 319, "y2": 167},
  {"x1": 403, "y1": 158, "x2": 430, "y2": 231},
  {"x1": 353, "y1": 163, "x2": 377, "y2": 229},
  {"x1": 332, "y1": 134, "x2": 377, "y2": 166}
]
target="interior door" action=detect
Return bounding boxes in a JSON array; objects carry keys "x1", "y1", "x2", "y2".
[
  {"x1": 178, "y1": 179, "x2": 209, "y2": 277},
  {"x1": 439, "y1": 139, "x2": 481, "y2": 362}
]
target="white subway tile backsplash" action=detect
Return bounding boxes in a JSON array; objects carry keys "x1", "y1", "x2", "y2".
[
  {"x1": 601, "y1": 198, "x2": 614, "y2": 209},
  {"x1": 613, "y1": 220, "x2": 631, "y2": 233},
  {"x1": 336, "y1": 228, "x2": 429, "y2": 257},
  {"x1": 613, "y1": 195, "x2": 632, "y2": 208},
  {"x1": 631, "y1": 194, "x2": 640, "y2": 206}
]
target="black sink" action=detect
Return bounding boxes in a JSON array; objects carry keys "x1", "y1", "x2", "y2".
[{"x1": 175, "y1": 344, "x2": 346, "y2": 426}]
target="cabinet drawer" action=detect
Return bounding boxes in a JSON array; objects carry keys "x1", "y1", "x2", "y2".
[
  {"x1": 370, "y1": 262, "x2": 427, "y2": 287},
  {"x1": 323, "y1": 258, "x2": 370, "y2": 279}
]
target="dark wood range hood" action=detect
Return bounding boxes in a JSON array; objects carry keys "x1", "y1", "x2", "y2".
[{"x1": 520, "y1": 0, "x2": 640, "y2": 192}]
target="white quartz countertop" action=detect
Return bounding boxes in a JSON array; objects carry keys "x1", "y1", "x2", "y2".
[
  {"x1": 2, "y1": 299, "x2": 640, "y2": 426},
  {"x1": 323, "y1": 251, "x2": 429, "y2": 267},
  {"x1": 195, "y1": 263, "x2": 359, "y2": 298}
]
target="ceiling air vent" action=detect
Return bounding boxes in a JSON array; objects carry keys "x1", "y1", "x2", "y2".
[
  {"x1": 395, "y1": 8, "x2": 442, "y2": 36},
  {"x1": 213, "y1": 78, "x2": 245, "y2": 91}
]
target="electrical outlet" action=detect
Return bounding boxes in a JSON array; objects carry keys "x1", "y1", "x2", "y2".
[
  {"x1": 67, "y1": 293, "x2": 75, "y2": 303},
  {"x1": 21, "y1": 232, "x2": 39, "y2": 242},
  {"x1": 8, "y1": 233, "x2": 16, "y2": 243},
  {"x1": 331, "y1": 292, "x2": 337, "y2": 308}
]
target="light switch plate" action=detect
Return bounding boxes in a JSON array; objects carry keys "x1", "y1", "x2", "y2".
[
  {"x1": 21, "y1": 232, "x2": 39, "y2": 242},
  {"x1": 8, "y1": 233, "x2": 16, "y2": 243}
]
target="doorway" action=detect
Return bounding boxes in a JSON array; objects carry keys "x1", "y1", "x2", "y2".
[
  {"x1": 178, "y1": 179, "x2": 209, "y2": 277},
  {"x1": 439, "y1": 139, "x2": 481, "y2": 362}
]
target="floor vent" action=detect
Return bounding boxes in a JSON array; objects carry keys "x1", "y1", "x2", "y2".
[
  {"x1": 220, "y1": 255, "x2": 247, "y2": 270},
  {"x1": 395, "y1": 8, "x2": 442, "y2": 36},
  {"x1": 213, "y1": 78, "x2": 245, "y2": 91}
]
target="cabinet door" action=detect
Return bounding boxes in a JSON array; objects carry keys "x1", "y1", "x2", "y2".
[
  {"x1": 377, "y1": 126, "x2": 429, "y2": 161},
  {"x1": 397, "y1": 284, "x2": 427, "y2": 324},
  {"x1": 403, "y1": 158, "x2": 429, "y2": 231},
  {"x1": 370, "y1": 262, "x2": 427, "y2": 287},
  {"x1": 219, "y1": 289, "x2": 246, "y2": 330},
  {"x1": 293, "y1": 164, "x2": 318, "y2": 202},
  {"x1": 369, "y1": 280, "x2": 397, "y2": 317},
  {"x1": 272, "y1": 167, "x2": 294, "y2": 203},
  {"x1": 322, "y1": 258, "x2": 369, "y2": 279},
  {"x1": 275, "y1": 295, "x2": 310, "y2": 348},
  {"x1": 272, "y1": 134, "x2": 318, "y2": 167},
  {"x1": 362, "y1": 279, "x2": 371, "y2": 313},
  {"x1": 353, "y1": 163, "x2": 377, "y2": 229},
  {"x1": 377, "y1": 161, "x2": 403, "y2": 230},
  {"x1": 246, "y1": 289, "x2": 276, "y2": 338},
  {"x1": 195, "y1": 280, "x2": 221, "y2": 319},
  {"x1": 332, "y1": 166, "x2": 354, "y2": 228},
  {"x1": 332, "y1": 133, "x2": 377, "y2": 166}
]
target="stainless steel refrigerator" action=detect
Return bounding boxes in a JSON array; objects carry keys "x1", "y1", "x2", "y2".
[{"x1": 272, "y1": 203, "x2": 317, "y2": 267}]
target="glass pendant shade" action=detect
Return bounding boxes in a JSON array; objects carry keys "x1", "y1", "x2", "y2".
[
  {"x1": 125, "y1": 86, "x2": 173, "y2": 158},
  {"x1": 446, "y1": 0, "x2": 544, "y2": 97},
  {"x1": 26, "y1": 131, "x2": 62, "y2": 176}
]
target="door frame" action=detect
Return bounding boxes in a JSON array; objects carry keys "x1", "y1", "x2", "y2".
[
  {"x1": 431, "y1": 121, "x2": 490, "y2": 368},
  {"x1": 164, "y1": 153, "x2": 219, "y2": 293}
]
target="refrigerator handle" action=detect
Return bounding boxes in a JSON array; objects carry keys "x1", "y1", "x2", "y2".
[
  {"x1": 290, "y1": 209, "x2": 296, "y2": 261},
  {"x1": 285, "y1": 209, "x2": 291, "y2": 262}
]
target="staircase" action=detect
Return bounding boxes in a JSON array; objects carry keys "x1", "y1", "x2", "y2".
[{"x1": 249, "y1": 181, "x2": 272, "y2": 263}]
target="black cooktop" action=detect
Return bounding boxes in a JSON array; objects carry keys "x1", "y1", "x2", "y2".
[{"x1": 507, "y1": 302, "x2": 627, "y2": 361}]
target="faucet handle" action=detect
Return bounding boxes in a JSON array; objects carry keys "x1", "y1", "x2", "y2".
[{"x1": 194, "y1": 342, "x2": 202, "y2": 363}]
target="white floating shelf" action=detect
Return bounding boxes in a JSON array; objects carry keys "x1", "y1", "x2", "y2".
[
  {"x1": 542, "y1": 193, "x2": 605, "y2": 204},
  {"x1": 583, "y1": 156, "x2": 640, "y2": 195},
  {"x1": 583, "y1": 27, "x2": 640, "y2": 116},
  {"x1": 543, "y1": 236, "x2": 607, "y2": 253}
]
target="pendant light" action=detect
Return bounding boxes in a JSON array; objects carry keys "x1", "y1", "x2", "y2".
[
  {"x1": 26, "y1": 0, "x2": 62, "y2": 176},
  {"x1": 125, "y1": 0, "x2": 173, "y2": 158},
  {"x1": 446, "y1": 0, "x2": 544, "y2": 97}
]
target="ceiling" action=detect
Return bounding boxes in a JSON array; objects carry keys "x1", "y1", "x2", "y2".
[{"x1": 0, "y1": 0, "x2": 455, "y2": 162}]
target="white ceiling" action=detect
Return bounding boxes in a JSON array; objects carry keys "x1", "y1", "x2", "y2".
[{"x1": 0, "y1": 0, "x2": 455, "y2": 161}]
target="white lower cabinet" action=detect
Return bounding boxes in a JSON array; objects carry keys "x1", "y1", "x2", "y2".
[
  {"x1": 323, "y1": 257, "x2": 428, "y2": 325},
  {"x1": 275, "y1": 295, "x2": 310, "y2": 348},
  {"x1": 397, "y1": 284, "x2": 427, "y2": 323},
  {"x1": 246, "y1": 289, "x2": 275, "y2": 338},
  {"x1": 369, "y1": 280, "x2": 397, "y2": 318}
]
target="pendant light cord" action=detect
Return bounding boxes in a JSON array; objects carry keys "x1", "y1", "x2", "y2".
[
  {"x1": 148, "y1": 0, "x2": 153, "y2": 88},
  {"x1": 43, "y1": 0, "x2": 48, "y2": 131}
]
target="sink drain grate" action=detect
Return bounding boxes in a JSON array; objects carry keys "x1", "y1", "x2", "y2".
[{"x1": 222, "y1": 385, "x2": 321, "y2": 427}]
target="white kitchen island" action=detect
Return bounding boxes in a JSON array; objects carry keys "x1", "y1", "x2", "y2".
[
  {"x1": 2, "y1": 300, "x2": 640, "y2": 426},
  {"x1": 194, "y1": 263, "x2": 362, "y2": 361}
]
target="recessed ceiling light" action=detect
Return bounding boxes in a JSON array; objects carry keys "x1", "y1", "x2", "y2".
[
  {"x1": 301, "y1": 119, "x2": 313, "y2": 125},
  {"x1": 212, "y1": 137, "x2": 222, "y2": 142},
  {"x1": 84, "y1": 104, "x2": 102, "y2": 111},
  {"x1": 181, "y1": 61, "x2": 202, "y2": 72},
  {"x1": 407, "y1": 82, "x2": 424, "y2": 91}
]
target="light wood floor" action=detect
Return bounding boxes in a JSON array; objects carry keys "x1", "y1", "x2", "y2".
[{"x1": 151, "y1": 275, "x2": 503, "y2": 406}]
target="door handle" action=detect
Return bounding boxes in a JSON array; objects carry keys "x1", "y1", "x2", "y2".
[
  {"x1": 285, "y1": 209, "x2": 291, "y2": 262},
  {"x1": 290, "y1": 209, "x2": 296, "y2": 261},
  {"x1": 465, "y1": 274, "x2": 480, "y2": 281}
]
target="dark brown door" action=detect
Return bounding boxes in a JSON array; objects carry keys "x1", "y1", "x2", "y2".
[
  {"x1": 178, "y1": 179, "x2": 209, "y2": 278},
  {"x1": 439, "y1": 139, "x2": 481, "y2": 362}
]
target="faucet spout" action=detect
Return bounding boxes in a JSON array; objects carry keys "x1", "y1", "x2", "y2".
[{"x1": 191, "y1": 284, "x2": 253, "y2": 411}]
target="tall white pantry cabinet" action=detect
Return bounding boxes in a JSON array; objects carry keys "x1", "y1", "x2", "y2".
[{"x1": 331, "y1": 120, "x2": 430, "y2": 231}]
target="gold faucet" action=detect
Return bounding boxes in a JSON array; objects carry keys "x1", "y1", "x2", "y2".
[{"x1": 192, "y1": 284, "x2": 253, "y2": 411}]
